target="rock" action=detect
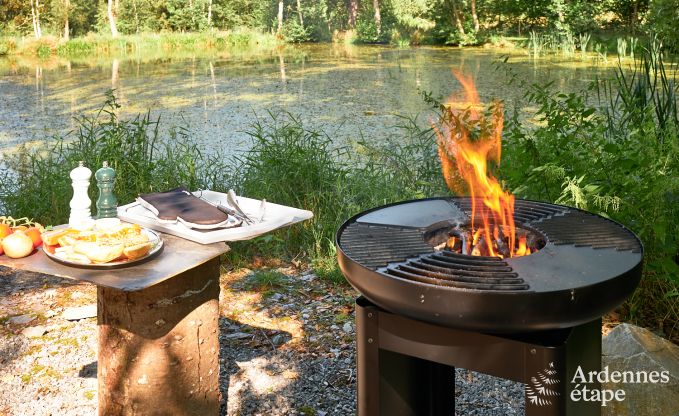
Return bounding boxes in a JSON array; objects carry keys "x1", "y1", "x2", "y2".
[
  {"x1": 61, "y1": 305, "x2": 97, "y2": 321},
  {"x1": 300, "y1": 274, "x2": 316, "y2": 282},
  {"x1": 44, "y1": 310, "x2": 58, "y2": 318},
  {"x1": 8, "y1": 314, "x2": 34, "y2": 325},
  {"x1": 269, "y1": 293, "x2": 284, "y2": 301},
  {"x1": 602, "y1": 324, "x2": 679, "y2": 416},
  {"x1": 342, "y1": 322, "x2": 352, "y2": 333},
  {"x1": 21, "y1": 325, "x2": 47, "y2": 338},
  {"x1": 271, "y1": 334, "x2": 287, "y2": 346}
]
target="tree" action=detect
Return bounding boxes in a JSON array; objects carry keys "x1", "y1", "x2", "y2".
[
  {"x1": 63, "y1": 0, "x2": 70, "y2": 40},
  {"x1": 277, "y1": 0, "x2": 283, "y2": 34},
  {"x1": 108, "y1": 0, "x2": 119, "y2": 37},
  {"x1": 297, "y1": 0, "x2": 304, "y2": 26},
  {"x1": 346, "y1": 0, "x2": 358, "y2": 27},
  {"x1": 373, "y1": 0, "x2": 381, "y2": 35},
  {"x1": 29, "y1": 0, "x2": 42, "y2": 39},
  {"x1": 470, "y1": 0, "x2": 479, "y2": 32}
]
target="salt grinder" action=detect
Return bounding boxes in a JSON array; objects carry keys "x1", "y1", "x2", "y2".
[
  {"x1": 68, "y1": 161, "x2": 93, "y2": 228},
  {"x1": 95, "y1": 161, "x2": 118, "y2": 219}
]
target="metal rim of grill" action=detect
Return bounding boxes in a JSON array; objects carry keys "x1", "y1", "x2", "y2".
[{"x1": 336, "y1": 197, "x2": 643, "y2": 332}]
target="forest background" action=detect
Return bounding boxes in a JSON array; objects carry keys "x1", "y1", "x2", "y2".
[{"x1": 1, "y1": 0, "x2": 678, "y2": 52}]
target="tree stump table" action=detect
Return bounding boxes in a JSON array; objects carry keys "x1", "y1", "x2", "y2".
[{"x1": 0, "y1": 234, "x2": 229, "y2": 415}]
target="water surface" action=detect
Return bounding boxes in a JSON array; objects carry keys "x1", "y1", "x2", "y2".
[{"x1": 0, "y1": 44, "x2": 619, "y2": 157}]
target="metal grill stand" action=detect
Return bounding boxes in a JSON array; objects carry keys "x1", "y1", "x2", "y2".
[{"x1": 356, "y1": 297, "x2": 602, "y2": 416}]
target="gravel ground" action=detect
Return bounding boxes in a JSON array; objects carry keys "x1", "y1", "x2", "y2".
[{"x1": 0, "y1": 264, "x2": 524, "y2": 415}]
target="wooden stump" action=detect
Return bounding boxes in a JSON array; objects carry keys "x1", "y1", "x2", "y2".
[{"x1": 97, "y1": 257, "x2": 221, "y2": 416}]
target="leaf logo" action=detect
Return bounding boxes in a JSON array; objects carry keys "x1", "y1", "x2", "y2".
[{"x1": 526, "y1": 362, "x2": 561, "y2": 406}]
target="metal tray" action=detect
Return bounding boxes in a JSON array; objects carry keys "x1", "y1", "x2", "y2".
[{"x1": 42, "y1": 228, "x2": 164, "y2": 269}]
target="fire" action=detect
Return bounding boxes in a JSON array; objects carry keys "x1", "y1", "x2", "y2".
[{"x1": 434, "y1": 70, "x2": 530, "y2": 258}]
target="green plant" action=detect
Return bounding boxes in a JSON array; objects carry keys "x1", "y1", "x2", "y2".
[
  {"x1": 499, "y1": 39, "x2": 679, "y2": 336},
  {"x1": 243, "y1": 270, "x2": 288, "y2": 291}
]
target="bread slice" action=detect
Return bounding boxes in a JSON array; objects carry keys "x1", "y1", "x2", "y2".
[
  {"x1": 74, "y1": 242, "x2": 125, "y2": 264},
  {"x1": 123, "y1": 242, "x2": 153, "y2": 260},
  {"x1": 43, "y1": 229, "x2": 76, "y2": 246}
]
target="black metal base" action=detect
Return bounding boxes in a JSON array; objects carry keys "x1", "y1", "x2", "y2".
[{"x1": 356, "y1": 297, "x2": 602, "y2": 416}]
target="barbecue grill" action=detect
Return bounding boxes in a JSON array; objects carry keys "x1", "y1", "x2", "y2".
[{"x1": 336, "y1": 197, "x2": 643, "y2": 416}]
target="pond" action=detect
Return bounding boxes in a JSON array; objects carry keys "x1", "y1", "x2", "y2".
[{"x1": 0, "y1": 44, "x2": 619, "y2": 157}]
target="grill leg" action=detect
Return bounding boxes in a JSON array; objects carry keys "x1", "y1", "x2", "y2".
[
  {"x1": 525, "y1": 319, "x2": 602, "y2": 416},
  {"x1": 356, "y1": 300, "x2": 455, "y2": 416},
  {"x1": 380, "y1": 349, "x2": 455, "y2": 416}
]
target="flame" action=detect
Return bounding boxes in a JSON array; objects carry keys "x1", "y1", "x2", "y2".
[{"x1": 435, "y1": 70, "x2": 525, "y2": 258}]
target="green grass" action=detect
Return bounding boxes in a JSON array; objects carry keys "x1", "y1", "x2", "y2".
[
  {"x1": 0, "y1": 29, "x2": 279, "y2": 59},
  {"x1": 243, "y1": 270, "x2": 288, "y2": 291}
]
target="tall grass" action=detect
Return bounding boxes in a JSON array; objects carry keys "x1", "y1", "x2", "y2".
[
  {"x1": 501, "y1": 38, "x2": 679, "y2": 339},
  {"x1": 0, "y1": 29, "x2": 279, "y2": 59},
  {"x1": 230, "y1": 112, "x2": 446, "y2": 261}
]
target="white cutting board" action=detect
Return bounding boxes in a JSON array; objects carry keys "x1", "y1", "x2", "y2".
[{"x1": 117, "y1": 190, "x2": 313, "y2": 244}]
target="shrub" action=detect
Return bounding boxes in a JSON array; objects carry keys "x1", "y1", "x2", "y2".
[{"x1": 499, "y1": 39, "x2": 679, "y2": 335}]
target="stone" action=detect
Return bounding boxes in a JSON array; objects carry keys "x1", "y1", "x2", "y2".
[
  {"x1": 21, "y1": 325, "x2": 47, "y2": 338},
  {"x1": 61, "y1": 304, "x2": 97, "y2": 321},
  {"x1": 7, "y1": 314, "x2": 34, "y2": 325},
  {"x1": 602, "y1": 323, "x2": 679, "y2": 416},
  {"x1": 342, "y1": 322, "x2": 353, "y2": 333}
]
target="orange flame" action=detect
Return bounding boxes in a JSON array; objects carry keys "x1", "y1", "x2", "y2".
[{"x1": 434, "y1": 70, "x2": 523, "y2": 258}]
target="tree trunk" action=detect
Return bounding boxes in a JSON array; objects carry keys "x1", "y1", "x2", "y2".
[
  {"x1": 35, "y1": 0, "x2": 42, "y2": 39},
  {"x1": 277, "y1": 0, "x2": 284, "y2": 35},
  {"x1": 97, "y1": 258, "x2": 221, "y2": 415},
  {"x1": 207, "y1": 0, "x2": 213, "y2": 27},
  {"x1": 373, "y1": 0, "x2": 381, "y2": 36},
  {"x1": 133, "y1": 0, "x2": 139, "y2": 33},
  {"x1": 296, "y1": 0, "x2": 304, "y2": 27},
  {"x1": 451, "y1": 0, "x2": 465, "y2": 35},
  {"x1": 470, "y1": 0, "x2": 479, "y2": 32},
  {"x1": 108, "y1": 0, "x2": 119, "y2": 37},
  {"x1": 30, "y1": 0, "x2": 38, "y2": 39},
  {"x1": 347, "y1": 0, "x2": 358, "y2": 28},
  {"x1": 63, "y1": 0, "x2": 70, "y2": 40}
]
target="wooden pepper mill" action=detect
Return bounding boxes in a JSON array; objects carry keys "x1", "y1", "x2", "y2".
[{"x1": 95, "y1": 161, "x2": 118, "y2": 219}]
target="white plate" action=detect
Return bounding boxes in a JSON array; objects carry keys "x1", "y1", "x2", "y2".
[{"x1": 43, "y1": 228, "x2": 163, "y2": 268}]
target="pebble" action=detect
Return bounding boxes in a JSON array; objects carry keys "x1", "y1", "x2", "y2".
[
  {"x1": 61, "y1": 305, "x2": 97, "y2": 321},
  {"x1": 7, "y1": 314, "x2": 34, "y2": 325},
  {"x1": 342, "y1": 322, "x2": 353, "y2": 333},
  {"x1": 21, "y1": 325, "x2": 47, "y2": 338}
]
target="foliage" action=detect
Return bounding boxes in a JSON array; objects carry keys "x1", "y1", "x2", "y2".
[
  {"x1": 499, "y1": 40, "x2": 679, "y2": 330},
  {"x1": 1, "y1": 0, "x2": 678, "y2": 50},
  {"x1": 647, "y1": 0, "x2": 679, "y2": 51}
]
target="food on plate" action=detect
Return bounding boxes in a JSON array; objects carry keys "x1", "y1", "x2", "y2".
[
  {"x1": 74, "y1": 242, "x2": 125, "y2": 263},
  {"x1": 42, "y1": 228, "x2": 74, "y2": 246},
  {"x1": 2, "y1": 232, "x2": 35, "y2": 258},
  {"x1": 123, "y1": 242, "x2": 154, "y2": 260},
  {"x1": 94, "y1": 218, "x2": 121, "y2": 232},
  {"x1": 44, "y1": 222, "x2": 155, "y2": 264}
]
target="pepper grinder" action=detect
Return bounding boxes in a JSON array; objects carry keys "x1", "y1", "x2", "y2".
[
  {"x1": 68, "y1": 161, "x2": 94, "y2": 229},
  {"x1": 95, "y1": 161, "x2": 118, "y2": 219}
]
